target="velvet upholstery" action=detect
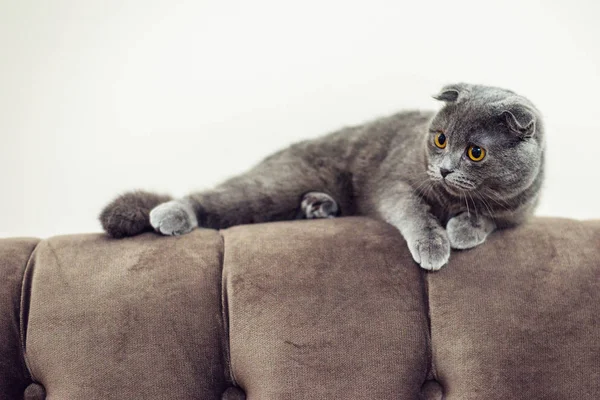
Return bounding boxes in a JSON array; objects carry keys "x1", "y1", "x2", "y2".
[
  {"x1": 0, "y1": 238, "x2": 39, "y2": 399},
  {"x1": 223, "y1": 219, "x2": 430, "y2": 399},
  {"x1": 0, "y1": 217, "x2": 598, "y2": 399},
  {"x1": 428, "y1": 218, "x2": 600, "y2": 399}
]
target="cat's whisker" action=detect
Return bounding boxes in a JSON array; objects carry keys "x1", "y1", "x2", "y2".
[
  {"x1": 475, "y1": 192, "x2": 497, "y2": 220},
  {"x1": 467, "y1": 192, "x2": 479, "y2": 219},
  {"x1": 414, "y1": 180, "x2": 434, "y2": 201},
  {"x1": 413, "y1": 180, "x2": 429, "y2": 193},
  {"x1": 484, "y1": 190, "x2": 512, "y2": 212}
]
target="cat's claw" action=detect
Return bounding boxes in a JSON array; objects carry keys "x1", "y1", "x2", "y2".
[
  {"x1": 300, "y1": 192, "x2": 339, "y2": 219},
  {"x1": 149, "y1": 200, "x2": 198, "y2": 236}
]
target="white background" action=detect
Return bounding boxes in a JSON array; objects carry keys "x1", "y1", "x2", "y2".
[{"x1": 1, "y1": 0, "x2": 599, "y2": 238}]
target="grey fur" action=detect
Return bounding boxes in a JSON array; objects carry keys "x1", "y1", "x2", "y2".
[
  {"x1": 100, "y1": 83, "x2": 544, "y2": 271},
  {"x1": 99, "y1": 191, "x2": 172, "y2": 238},
  {"x1": 447, "y1": 212, "x2": 496, "y2": 250}
]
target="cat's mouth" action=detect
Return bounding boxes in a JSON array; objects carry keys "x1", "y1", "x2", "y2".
[
  {"x1": 441, "y1": 181, "x2": 462, "y2": 196},
  {"x1": 441, "y1": 179, "x2": 475, "y2": 196},
  {"x1": 427, "y1": 166, "x2": 477, "y2": 195}
]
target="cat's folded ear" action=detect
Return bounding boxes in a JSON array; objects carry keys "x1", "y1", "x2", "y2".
[
  {"x1": 433, "y1": 83, "x2": 468, "y2": 102},
  {"x1": 501, "y1": 104, "x2": 536, "y2": 138}
]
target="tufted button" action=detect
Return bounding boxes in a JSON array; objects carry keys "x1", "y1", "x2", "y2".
[
  {"x1": 24, "y1": 383, "x2": 46, "y2": 400},
  {"x1": 421, "y1": 379, "x2": 444, "y2": 400},
  {"x1": 221, "y1": 386, "x2": 246, "y2": 400}
]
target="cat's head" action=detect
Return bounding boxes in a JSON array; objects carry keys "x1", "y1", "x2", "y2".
[{"x1": 426, "y1": 83, "x2": 544, "y2": 200}]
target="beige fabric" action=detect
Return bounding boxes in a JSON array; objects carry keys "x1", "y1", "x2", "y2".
[{"x1": 0, "y1": 217, "x2": 598, "y2": 399}]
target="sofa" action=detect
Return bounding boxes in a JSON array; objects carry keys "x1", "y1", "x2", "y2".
[{"x1": 1, "y1": 217, "x2": 599, "y2": 399}]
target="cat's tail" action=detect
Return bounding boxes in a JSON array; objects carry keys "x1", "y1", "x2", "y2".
[{"x1": 99, "y1": 190, "x2": 172, "y2": 238}]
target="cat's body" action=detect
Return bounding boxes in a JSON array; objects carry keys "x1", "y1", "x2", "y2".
[{"x1": 100, "y1": 83, "x2": 545, "y2": 270}]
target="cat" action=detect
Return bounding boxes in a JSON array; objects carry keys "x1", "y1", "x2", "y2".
[{"x1": 100, "y1": 83, "x2": 545, "y2": 271}]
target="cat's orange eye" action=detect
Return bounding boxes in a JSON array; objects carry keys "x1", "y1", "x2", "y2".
[
  {"x1": 434, "y1": 132, "x2": 447, "y2": 149},
  {"x1": 467, "y1": 145, "x2": 486, "y2": 161}
]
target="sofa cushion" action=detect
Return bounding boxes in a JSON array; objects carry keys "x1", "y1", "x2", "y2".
[
  {"x1": 222, "y1": 217, "x2": 431, "y2": 399},
  {"x1": 21, "y1": 231, "x2": 230, "y2": 399},
  {"x1": 429, "y1": 218, "x2": 600, "y2": 399},
  {"x1": 0, "y1": 238, "x2": 39, "y2": 399}
]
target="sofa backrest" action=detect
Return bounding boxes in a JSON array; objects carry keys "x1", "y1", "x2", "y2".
[{"x1": 1, "y1": 217, "x2": 599, "y2": 399}]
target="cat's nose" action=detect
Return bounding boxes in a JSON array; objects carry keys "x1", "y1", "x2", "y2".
[{"x1": 440, "y1": 168, "x2": 453, "y2": 178}]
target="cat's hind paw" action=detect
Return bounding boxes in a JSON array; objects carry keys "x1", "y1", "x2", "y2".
[
  {"x1": 300, "y1": 192, "x2": 339, "y2": 219},
  {"x1": 149, "y1": 200, "x2": 198, "y2": 236}
]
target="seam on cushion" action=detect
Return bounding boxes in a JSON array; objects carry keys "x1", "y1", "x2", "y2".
[
  {"x1": 422, "y1": 270, "x2": 438, "y2": 382},
  {"x1": 218, "y1": 230, "x2": 239, "y2": 388},
  {"x1": 19, "y1": 239, "x2": 41, "y2": 383}
]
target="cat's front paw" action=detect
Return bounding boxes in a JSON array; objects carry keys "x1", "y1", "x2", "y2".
[
  {"x1": 149, "y1": 200, "x2": 198, "y2": 236},
  {"x1": 407, "y1": 227, "x2": 451, "y2": 271},
  {"x1": 447, "y1": 213, "x2": 495, "y2": 249}
]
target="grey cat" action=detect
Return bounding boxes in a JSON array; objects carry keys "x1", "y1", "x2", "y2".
[{"x1": 100, "y1": 83, "x2": 544, "y2": 271}]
